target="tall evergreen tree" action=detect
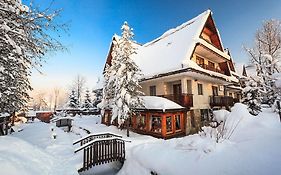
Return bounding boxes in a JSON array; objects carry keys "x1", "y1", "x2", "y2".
[
  {"x1": 0, "y1": 0, "x2": 65, "y2": 114},
  {"x1": 83, "y1": 89, "x2": 93, "y2": 109},
  {"x1": 101, "y1": 63, "x2": 114, "y2": 114},
  {"x1": 242, "y1": 78, "x2": 262, "y2": 115},
  {"x1": 109, "y1": 22, "x2": 143, "y2": 136},
  {"x1": 68, "y1": 90, "x2": 78, "y2": 109}
]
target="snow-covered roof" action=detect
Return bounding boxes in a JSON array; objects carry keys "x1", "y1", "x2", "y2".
[
  {"x1": 51, "y1": 116, "x2": 73, "y2": 122},
  {"x1": 105, "y1": 10, "x2": 239, "y2": 84},
  {"x1": 140, "y1": 96, "x2": 184, "y2": 111},
  {"x1": 133, "y1": 10, "x2": 210, "y2": 77}
]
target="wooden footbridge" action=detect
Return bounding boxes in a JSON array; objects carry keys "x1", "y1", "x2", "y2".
[{"x1": 73, "y1": 133, "x2": 130, "y2": 173}]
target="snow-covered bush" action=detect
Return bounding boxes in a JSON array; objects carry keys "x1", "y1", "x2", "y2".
[
  {"x1": 200, "y1": 103, "x2": 253, "y2": 143},
  {"x1": 242, "y1": 78, "x2": 262, "y2": 115}
]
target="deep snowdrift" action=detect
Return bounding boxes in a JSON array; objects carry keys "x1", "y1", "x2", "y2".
[
  {"x1": 1, "y1": 105, "x2": 280, "y2": 175},
  {"x1": 118, "y1": 104, "x2": 281, "y2": 175}
]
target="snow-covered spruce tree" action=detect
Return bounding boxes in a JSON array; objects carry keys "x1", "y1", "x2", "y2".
[
  {"x1": 68, "y1": 90, "x2": 78, "y2": 109},
  {"x1": 0, "y1": 0, "x2": 65, "y2": 114},
  {"x1": 110, "y1": 22, "x2": 143, "y2": 137},
  {"x1": 83, "y1": 89, "x2": 93, "y2": 109},
  {"x1": 245, "y1": 20, "x2": 281, "y2": 106},
  {"x1": 101, "y1": 63, "x2": 115, "y2": 115},
  {"x1": 92, "y1": 88, "x2": 102, "y2": 108},
  {"x1": 242, "y1": 77, "x2": 262, "y2": 115}
]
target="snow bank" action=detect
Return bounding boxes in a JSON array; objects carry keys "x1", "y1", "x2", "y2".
[
  {"x1": 0, "y1": 121, "x2": 80, "y2": 175},
  {"x1": 0, "y1": 136, "x2": 56, "y2": 175},
  {"x1": 213, "y1": 109, "x2": 230, "y2": 123},
  {"x1": 118, "y1": 104, "x2": 281, "y2": 175}
]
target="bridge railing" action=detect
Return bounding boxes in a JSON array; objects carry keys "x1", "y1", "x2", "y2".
[
  {"x1": 74, "y1": 137, "x2": 127, "y2": 172},
  {"x1": 73, "y1": 132, "x2": 123, "y2": 146}
]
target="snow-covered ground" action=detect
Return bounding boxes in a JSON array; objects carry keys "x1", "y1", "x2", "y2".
[{"x1": 0, "y1": 104, "x2": 280, "y2": 175}]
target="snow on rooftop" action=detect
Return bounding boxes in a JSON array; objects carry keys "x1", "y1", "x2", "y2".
[
  {"x1": 140, "y1": 96, "x2": 184, "y2": 111},
  {"x1": 133, "y1": 10, "x2": 210, "y2": 77}
]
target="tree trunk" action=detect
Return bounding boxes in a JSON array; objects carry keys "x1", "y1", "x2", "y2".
[
  {"x1": 11, "y1": 111, "x2": 15, "y2": 126},
  {"x1": 5, "y1": 116, "x2": 9, "y2": 135},
  {"x1": 277, "y1": 101, "x2": 281, "y2": 122},
  {"x1": 126, "y1": 119, "x2": 130, "y2": 137}
]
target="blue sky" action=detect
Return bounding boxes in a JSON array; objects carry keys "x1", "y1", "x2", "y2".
[{"x1": 29, "y1": 0, "x2": 281, "y2": 92}]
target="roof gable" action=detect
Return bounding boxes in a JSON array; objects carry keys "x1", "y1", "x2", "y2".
[
  {"x1": 200, "y1": 14, "x2": 224, "y2": 51},
  {"x1": 133, "y1": 10, "x2": 211, "y2": 76}
]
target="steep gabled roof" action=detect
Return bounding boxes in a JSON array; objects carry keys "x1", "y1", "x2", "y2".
[
  {"x1": 133, "y1": 10, "x2": 233, "y2": 78},
  {"x1": 133, "y1": 10, "x2": 211, "y2": 76},
  {"x1": 104, "y1": 10, "x2": 238, "y2": 83}
]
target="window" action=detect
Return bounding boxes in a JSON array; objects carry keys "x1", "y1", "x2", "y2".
[
  {"x1": 200, "y1": 109, "x2": 209, "y2": 122},
  {"x1": 196, "y1": 56, "x2": 204, "y2": 66},
  {"x1": 229, "y1": 93, "x2": 233, "y2": 97},
  {"x1": 137, "y1": 114, "x2": 146, "y2": 130},
  {"x1": 208, "y1": 61, "x2": 215, "y2": 69},
  {"x1": 175, "y1": 115, "x2": 181, "y2": 131},
  {"x1": 212, "y1": 86, "x2": 218, "y2": 96},
  {"x1": 198, "y1": 83, "x2": 203, "y2": 95},
  {"x1": 150, "y1": 115, "x2": 162, "y2": 133},
  {"x1": 166, "y1": 116, "x2": 172, "y2": 133},
  {"x1": 149, "y1": 86, "x2": 156, "y2": 96}
]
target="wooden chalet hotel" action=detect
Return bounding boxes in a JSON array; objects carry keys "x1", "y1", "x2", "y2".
[{"x1": 102, "y1": 10, "x2": 242, "y2": 139}]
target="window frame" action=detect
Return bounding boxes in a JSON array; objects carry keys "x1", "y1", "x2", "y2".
[
  {"x1": 166, "y1": 116, "x2": 173, "y2": 133},
  {"x1": 150, "y1": 115, "x2": 162, "y2": 133},
  {"x1": 198, "y1": 83, "x2": 203, "y2": 95},
  {"x1": 196, "y1": 56, "x2": 204, "y2": 66},
  {"x1": 149, "y1": 85, "x2": 156, "y2": 96},
  {"x1": 175, "y1": 114, "x2": 181, "y2": 131}
]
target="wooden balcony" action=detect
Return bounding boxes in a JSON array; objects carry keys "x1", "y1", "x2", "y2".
[
  {"x1": 159, "y1": 93, "x2": 193, "y2": 108},
  {"x1": 210, "y1": 96, "x2": 234, "y2": 107},
  {"x1": 198, "y1": 64, "x2": 225, "y2": 74}
]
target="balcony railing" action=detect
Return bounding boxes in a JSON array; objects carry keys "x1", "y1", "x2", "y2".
[
  {"x1": 210, "y1": 96, "x2": 234, "y2": 107},
  {"x1": 159, "y1": 93, "x2": 193, "y2": 108},
  {"x1": 198, "y1": 64, "x2": 225, "y2": 74}
]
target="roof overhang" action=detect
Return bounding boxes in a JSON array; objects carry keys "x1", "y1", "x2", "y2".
[
  {"x1": 140, "y1": 67, "x2": 238, "y2": 85},
  {"x1": 135, "y1": 108, "x2": 187, "y2": 113}
]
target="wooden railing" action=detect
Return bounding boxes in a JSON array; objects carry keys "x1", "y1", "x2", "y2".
[
  {"x1": 75, "y1": 138, "x2": 126, "y2": 172},
  {"x1": 159, "y1": 93, "x2": 193, "y2": 108},
  {"x1": 210, "y1": 96, "x2": 234, "y2": 107},
  {"x1": 73, "y1": 133, "x2": 122, "y2": 146},
  {"x1": 198, "y1": 64, "x2": 225, "y2": 74}
]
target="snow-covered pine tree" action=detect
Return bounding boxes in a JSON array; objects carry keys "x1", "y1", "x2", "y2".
[
  {"x1": 0, "y1": 0, "x2": 65, "y2": 114},
  {"x1": 83, "y1": 89, "x2": 93, "y2": 109},
  {"x1": 92, "y1": 88, "x2": 102, "y2": 107},
  {"x1": 245, "y1": 20, "x2": 281, "y2": 106},
  {"x1": 109, "y1": 22, "x2": 143, "y2": 136},
  {"x1": 101, "y1": 63, "x2": 114, "y2": 115},
  {"x1": 242, "y1": 78, "x2": 262, "y2": 115},
  {"x1": 68, "y1": 90, "x2": 78, "y2": 109}
]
